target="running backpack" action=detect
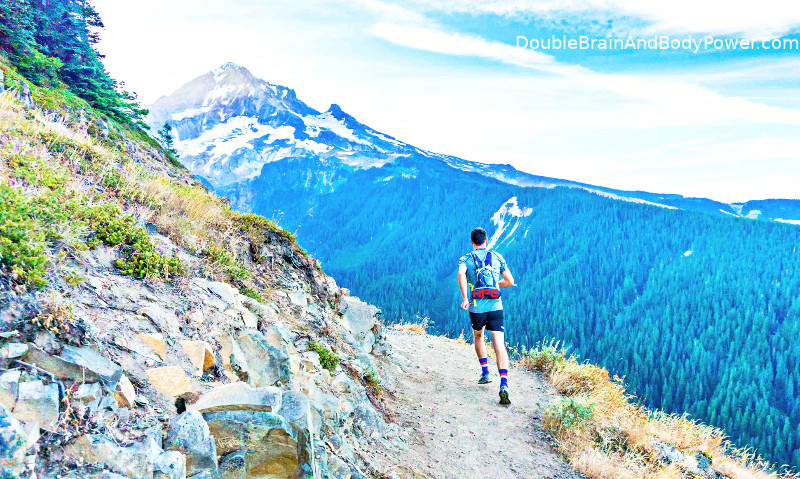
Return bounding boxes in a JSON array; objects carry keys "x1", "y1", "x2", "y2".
[{"x1": 470, "y1": 250, "x2": 502, "y2": 300}]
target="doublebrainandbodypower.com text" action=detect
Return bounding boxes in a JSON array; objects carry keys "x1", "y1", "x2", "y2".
[{"x1": 516, "y1": 35, "x2": 799, "y2": 53}]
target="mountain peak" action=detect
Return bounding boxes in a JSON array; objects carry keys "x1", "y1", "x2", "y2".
[
  {"x1": 212, "y1": 62, "x2": 255, "y2": 83},
  {"x1": 327, "y1": 103, "x2": 354, "y2": 123},
  {"x1": 217, "y1": 61, "x2": 246, "y2": 72}
]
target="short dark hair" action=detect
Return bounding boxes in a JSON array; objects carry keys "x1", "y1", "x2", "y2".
[{"x1": 471, "y1": 227, "x2": 487, "y2": 245}]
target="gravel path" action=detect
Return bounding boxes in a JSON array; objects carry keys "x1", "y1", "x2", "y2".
[{"x1": 382, "y1": 331, "x2": 584, "y2": 479}]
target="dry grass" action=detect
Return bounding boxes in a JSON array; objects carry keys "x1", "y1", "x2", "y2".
[
  {"x1": 0, "y1": 76, "x2": 307, "y2": 291},
  {"x1": 394, "y1": 322, "x2": 427, "y2": 334},
  {"x1": 523, "y1": 340, "x2": 797, "y2": 479},
  {"x1": 394, "y1": 316, "x2": 429, "y2": 335}
]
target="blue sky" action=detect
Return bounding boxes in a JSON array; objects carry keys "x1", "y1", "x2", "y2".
[{"x1": 94, "y1": 0, "x2": 800, "y2": 202}]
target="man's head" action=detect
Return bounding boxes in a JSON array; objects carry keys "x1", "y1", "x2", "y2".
[{"x1": 471, "y1": 227, "x2": 488, "y2": 248}]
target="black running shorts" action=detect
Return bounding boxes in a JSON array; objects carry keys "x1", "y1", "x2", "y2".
[{"x1": 469, "y1": 310, "x2": 504, "y2": 332}]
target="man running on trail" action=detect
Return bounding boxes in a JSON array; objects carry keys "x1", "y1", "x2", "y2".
[{"x1": 458, "y1": 227, "x2": 516, "y2": 405}]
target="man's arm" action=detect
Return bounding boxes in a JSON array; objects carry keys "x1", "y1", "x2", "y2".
[
  {"x1": 498, "y1": 269, "x2": 515, "y2": 288},
  {"x1": 458, "y1": 264, "x2": 470, "y2": 310}
]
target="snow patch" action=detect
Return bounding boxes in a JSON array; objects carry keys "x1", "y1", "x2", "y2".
[
  {"x1": 175, "y1": 116, "x2": 295, "y2": 158},
  {"x1": 304, "y1": 112, "x2": 369, "y2": 145},
  {"x1": 487, "y1": 197, "x2": 533, "y2": 249},
  {"x1": 776, "y1": 218, "x2": 800, "y2": 225},
  {"x1": 745, "y1": 209, "x2": 762, "y2": 220},
  {"x1": 171, "y1": 107, "x2": 212, "y2": 121},
  {"x1": 295, "y1": 139, "x2": 331, "y2": 154}
]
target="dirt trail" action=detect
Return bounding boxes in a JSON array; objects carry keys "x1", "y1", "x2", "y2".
[{"x1": 383, "y1": 331, "x2": 583, "y2": 479}]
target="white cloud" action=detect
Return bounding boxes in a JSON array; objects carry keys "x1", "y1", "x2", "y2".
[
  {"x1": 369, "y1": 22, "x2": 800, "y2": 130},
  {"x1": 406, "y1": 0, "x2": 800, "y2": 38}
]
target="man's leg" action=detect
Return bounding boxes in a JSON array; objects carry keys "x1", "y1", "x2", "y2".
[
  {"x1": 488, "y1": 314, "x2": 511, "y2": 405},
  {"x1": 489, "y1": 330, "x2": 510, "y2": 373},
  {"x1": 473, "y1": 327, "x2": 491, "y2": 383},
  {"x1": 473, "y1": 327, "x2": 487, "y2": 359}
]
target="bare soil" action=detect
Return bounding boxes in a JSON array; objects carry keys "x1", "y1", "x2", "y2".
[{"x1": 380, "y1": 331, "x2": 585, "y2": 479}]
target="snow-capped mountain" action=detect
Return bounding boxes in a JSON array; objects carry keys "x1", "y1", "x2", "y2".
[
  {"x1": 148, "y1": 62, "x2": 412, "y2": 186},
  {"x1": 149, "y1": 62, "x2": 800, "y2": 223}
]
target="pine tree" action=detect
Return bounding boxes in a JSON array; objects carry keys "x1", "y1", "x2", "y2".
[{"x1": 157, "y1": 123, "x2": 178, "y2": 158}]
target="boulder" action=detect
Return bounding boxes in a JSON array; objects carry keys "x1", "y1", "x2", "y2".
[
  {"x1": 338, "y1": 297, "x2": 379, "y2": 353},
  {"x1": 288, "y1": 290, "x2": 307, "y2": 309},
  {"x1": 164, "y1": 411, "x2": 218, "y2": 477},
  {"x1": 299, "y1": 351, "x2": 321, "y2": 373},
  {"x1": 189, "y1": 382, "x2": 281, "y2": 414},
  {"x1": 281, "y1": 390, "x2": 322, "y2": 438},
  {"x1": 203, "y1": 410, "x2": 298, "y2": 478},
  {"x1": 0, "y1": 342, "x2": 28, "y2": 359},
  {"x1": 234, "y1": 332, "x2": 290, "y2": 388},
  {"x1": 0, "y1": 404, "x2": 28, "y2": 478},
  {"x1": 197, "y1": 279, "x2": 240, "y2": 305},
  {"x1": 353, "y1": 401, "x2": 384, "y2": 439},
  {"x1": 0, "y1": 370, "x2": 21, "y2": 410},
  {"x1": 74, "y1": 382, "x2": 103, "y2": 403},
  {"x1": 180, "y1": 340, "x2": 215, "y2": 375},
  {"x1": 152, "y1": 450, "x2": 187, "y2": 479},
  {"x1": 24, "y1": 344, "x2": 123, "y2": 391},
  {"x1": 210, "y1": 332, "x2": 234, "y2": 371},
  {"x1": 147, "y1": 366, "x2": 192, "y2": 397},
  {"x1": 218, "y1": 450, "x2": 246, "y2": 479},
  {"x1": 138, "y1": 332, "x2": 166, "y2": 360},
  {"x1": 64, "y1": 434, "x2": 153, "y2": 479},
  {"x1": 20, "y1": 80, "x2": 33, "y2": 108},
  {"x1": 14, "y1": 380, "x2": 60, "y2": 431},
  {"x1": 115, "y1": 374, "x2": 137, "y2": 408}
]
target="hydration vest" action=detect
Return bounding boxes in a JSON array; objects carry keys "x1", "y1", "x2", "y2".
[{"x1": 470, "y1": 250, "x2": 502, "y2": 300}]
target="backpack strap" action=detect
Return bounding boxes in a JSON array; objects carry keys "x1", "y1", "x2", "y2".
[
  {"x1": 472, "y1": 250, "x2": 492, "y2": 267},
  {"x1": 471, "y1": 252, "x2": 483, "y2": 268}
]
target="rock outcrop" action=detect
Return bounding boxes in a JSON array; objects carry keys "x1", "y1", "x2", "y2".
[{"x1": 0, "y1": 79, "x2": 406, "y2": 479}]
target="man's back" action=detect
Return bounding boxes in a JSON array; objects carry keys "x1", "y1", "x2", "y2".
[{"x1": 458, "y1": 247, "x2": 507, "y2": 313}]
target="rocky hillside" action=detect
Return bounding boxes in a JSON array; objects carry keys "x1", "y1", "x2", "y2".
[{"x1": 0, "y1": 64, "x2": 407, "y2": 479}]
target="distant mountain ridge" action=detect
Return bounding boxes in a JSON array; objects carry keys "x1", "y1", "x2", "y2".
[{"x1": 148, "y1": 62, "x2": 800, "y2": 223}]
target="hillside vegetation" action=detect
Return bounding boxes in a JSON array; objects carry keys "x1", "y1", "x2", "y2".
[{"x1": 0, "y1": 49, "x2": 404, "y2": 478}]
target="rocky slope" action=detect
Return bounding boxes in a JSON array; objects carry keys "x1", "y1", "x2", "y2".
[{"x1": 0, "y1": 66, "x2": 408, "y2": 479}]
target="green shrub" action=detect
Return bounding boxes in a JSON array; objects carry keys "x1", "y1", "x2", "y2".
[
  {"x1": 16, "y1": 49, "x2": 62, "y2": 87},
  {"x1": 546, "y1": 398, "x2": 594, "y2": 431},
  {"x1": 7, "y1": 153, "x2": 67, "y2": 190},
  {"x1": 307, "y1": 341, "x2": 340, "y2": 372},
  {"x1": 203, "y1": 244, "x2": 248, "y2": 282},
  {"x1": 0, "y1": 186, "x2": 50, "y2": 288},
  {"x1": 233, "y1": 212, "x2": 307, "y2": 257},
  {"x1": 101, "y1": 169, "x2": 123, "y2": 189},
  {"x1": 240, "y1": 287, "x2": 263, "y2": 302},
  {"x1": 363, "y1": 368, "x2": 383, "y2": 396},
  {"x1": 63, "y1": 271, "x2": 86, "y2": 287}
]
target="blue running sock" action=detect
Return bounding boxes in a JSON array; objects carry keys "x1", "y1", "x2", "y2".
[
  {"x1": 479, "y1": 358, "x2": 489, "y2": 375},
  {"x1": 499, "y1": 369, "x2": 508, "y2": 388}
]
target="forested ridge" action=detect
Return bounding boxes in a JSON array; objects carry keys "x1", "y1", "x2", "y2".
[
  {"x1": 0, "y1": 0, "x2": 146, "y2": 124},
  {"x1": 225, "y1": 155, "x2": 800, "y2": 469}
]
